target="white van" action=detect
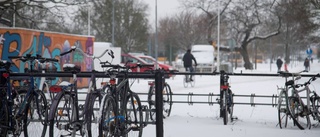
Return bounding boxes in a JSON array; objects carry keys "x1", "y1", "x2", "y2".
[{"x1": 191, "y1": 45, "x2": 216, "y2": 73}]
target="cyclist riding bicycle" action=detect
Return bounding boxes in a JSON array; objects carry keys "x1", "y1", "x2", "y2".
[{"x1": 183, "y1": 49, "x2": 197, "y2": 81}]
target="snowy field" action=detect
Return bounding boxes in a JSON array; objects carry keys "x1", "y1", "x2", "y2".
[{"x1": 130, "y1": 60, "x2": 320, "y2": 137}]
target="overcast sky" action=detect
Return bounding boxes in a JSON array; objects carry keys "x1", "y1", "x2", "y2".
[{"x1": 141, "y1": 0, "x2": 181, "y2": 28}]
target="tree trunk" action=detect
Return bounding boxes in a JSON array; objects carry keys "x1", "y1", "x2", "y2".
[{"x1": 239, "y1": 44, "x2": 253, "y2": 70}]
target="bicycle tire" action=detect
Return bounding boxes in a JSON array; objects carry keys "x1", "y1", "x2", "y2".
[
  {"x1": 147, "y1": 85, "x2": 156, "y2": 121},
  {"x1": 228, "y1": 89, "x2": 234, "y2": 122},
  {"x1": 125, "y1": 92, "x2": 143, "y2": 137},
  {"x1": 287, "y1": 96, "x2": 310, "y2": 130},
  {"x1": 0, "y1": 90, "x2": 8, "y2": 137},
  {"x1": 99, "y1": 95, "x2": 117, "y2": 137},
  {"x1": 49, "y1": 91, "x2": 76, "y2": 137},
  {"x1": 183, "y1": 75, "x2": 188, "y2": 88},
  {"x1": 222, "y1": 90, "x2": 228, "y2": 125},
  {"x1": 277, "y1": 90, "x2": 288, "y2": 129},
  {"x1": 86, "y1": 93, "x2": 103, "y2": 137},
  {"x1": 17, "y1": 89, "x2": 48, "y2": 137},
  {"x1": 190, "y1": 76, "x2": 195, "y2": 87},
  {"x1": 311, "y1": 96, "x2": 320, "y2": 122},
  {"x1": 163, "y1": 83, "x2": 173, "y2": 118}
]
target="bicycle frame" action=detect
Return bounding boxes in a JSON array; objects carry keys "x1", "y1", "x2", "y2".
[
  {"x1": 99, "y1": 64, "x2": 144, "y2": 136},
  {"x1": 7, "y1": 54, "x2": 50, "y2": 136}
]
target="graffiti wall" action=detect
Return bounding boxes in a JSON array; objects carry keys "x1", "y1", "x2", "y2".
[{"x1": 0, "y1": 27, "x2": 95, "y2": 87}]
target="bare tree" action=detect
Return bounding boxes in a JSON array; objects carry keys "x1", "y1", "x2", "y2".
[
  {"x1": 157, "y1": 10, "x2": 210, "y2": 59},
  {"x1": 0, "y1": 0, "x2": 85, "y2": 31},
  {"x1": 227, "y1": 0, "x2": 281, "y2": 69},
  {"x1": 181, "y1": 0, "x2": 231, "y2": 44},
  {"x1": 74, "y1": 0, "x2": 150, "y2": 53}
]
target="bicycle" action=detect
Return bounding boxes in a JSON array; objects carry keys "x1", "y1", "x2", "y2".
[
  {"x1": 0, "y1": 59, "x2": 14, "y2": 136},
  {"x1": 48, "y1": 46, "x2": 114, "y2": 137},
  {"x1": 277, "y1": 71, "x2": 301, "y2": 129},
  {"x1": 277, "y1": 71, "x2": 320, "y2": 130},
  {"x1": 219, "y1": 70, "x2": 234, "y2": 125},
  {"x1": 287, "y1": 73, "x2": 320, "y2": 129},
  {"x1": 183, "y1": 66, "x2": 196, "y2": 88},
  {"x1": 99, "y1": 63, "x2": 149, "y2": 137},
  {"x1": 147, "y1": 69, "x2": 176, "y2": 121},
  {"x1": 6, "y1": 54, "x2": 54, "y2": 137}
]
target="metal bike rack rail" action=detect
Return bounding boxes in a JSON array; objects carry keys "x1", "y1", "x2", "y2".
[{"x1": 9, "y1": 71, "x2": 319, "y2": 137}]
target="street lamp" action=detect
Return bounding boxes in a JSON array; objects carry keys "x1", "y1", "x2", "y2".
[
  {"x1": 112, "y1": 0, "x2": 115, "y2": 46},
  {"x1": 217, "y1": 0, "x2": 220, "y2": 72},
  {"x1": 155, "y1": 0, "x2": 158, "y2": 69}
]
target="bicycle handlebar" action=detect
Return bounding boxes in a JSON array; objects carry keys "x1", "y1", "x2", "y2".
[
  {"x1": 60, "y1": 46, "x2": 114, "y2": 60},
  {"x1": 101, "y1": 63, "x2": 153, "y2": 70},
  {"x1": 9, "y1": 54, "x2": 59, "y2": 63}
]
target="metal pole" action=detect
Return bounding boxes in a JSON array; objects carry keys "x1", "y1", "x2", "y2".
[
  {"x1": 155, "y1": 0, "x2": 159, "y2": 69},
  {"x1": 219, "y1": 70, "x2": 223, "y2": 117},
  {"x1": 13, "y1": 3, "x2": 15, "y2": 27},
  {"x1": 217, "y1": 0, "x2": 220, "y2": 72},
  {"x1": 155, "y1": 70, "x2": 163, "y2": 137},
  {"x1": 88, "y1": 5, "x2": 90, "y2": 36},
  {"x1": 112, "y1": 0, "x2": 115, "y2": 46}
]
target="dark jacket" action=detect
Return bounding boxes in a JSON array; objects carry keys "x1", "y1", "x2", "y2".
[
  {"x1": 183, "y1": 52, "x2": 197, "y2": 67},
  {"x1": 276, "y1": 59, "x2": 283, "y2": 67},
  {"x1": 304, "y1": 59, "x2": 310, "y2": 67}
]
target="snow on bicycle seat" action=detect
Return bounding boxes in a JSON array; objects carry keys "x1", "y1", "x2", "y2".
[{"x1": 62, "y1": 64, "x2": 81, "y2": 73}]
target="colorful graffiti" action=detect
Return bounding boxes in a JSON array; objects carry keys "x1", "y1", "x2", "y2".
[{"x1": 0, "y1": 27, "x2": 95, "y2": 87}]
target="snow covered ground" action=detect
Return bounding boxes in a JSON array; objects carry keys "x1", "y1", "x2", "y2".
[{"x1": 130, "y1": 60, "x2": 320, "y2": 137}]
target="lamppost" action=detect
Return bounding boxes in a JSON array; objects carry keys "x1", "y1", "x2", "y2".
[
  {"x1": 217, "y1": 0, "x2": 221, "y2": 72},
  {"x1": 112, "y1": 0, "x2": 115, "y2": 46},
  {"x1": 155, "y1": 0, "x2": 158, "y2": 69}
]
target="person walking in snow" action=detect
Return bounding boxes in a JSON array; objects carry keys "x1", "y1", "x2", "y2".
[
  {"x1": 304, "y1": 58, "x2": 310, "y2": 72},
  {"x1": 276, "y1": 56, "x2": 283, "y2": 72}
]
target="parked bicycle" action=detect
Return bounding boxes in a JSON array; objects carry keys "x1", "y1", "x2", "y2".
[
  {"x1": 277, "y1": 71, "x2": 302, "y2": 129},
  {"x1": 219, "y1": 70, "x2": 234, "y2": 125},
  {"x1": 277, "y1": 71, "x2": 320, "y2": 130},
  {"x1": 147, "y1": 69, "x2": 176, "y2": 121},
  {"x1": 48, "y1": 46, "x2": 113, "y2": 137},
  {"x1": 287, "y1": 73, "x2": 319, "y2": 129},
  {"x1": 4, "y1": 54, "x2": 54, "y2": 137},
  {"x1": 98, "y1": 62, "x2": 150, "y2": 137}
]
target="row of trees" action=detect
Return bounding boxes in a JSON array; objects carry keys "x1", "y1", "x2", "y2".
[{"x1": 1, "y1": 0, "x2": 320, "y2": 69}]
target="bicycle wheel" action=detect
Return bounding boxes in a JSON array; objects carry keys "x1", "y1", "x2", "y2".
[
  {"x1": 311, "y1": 95, "x2": 320, "y2": 121},
  {"x1": 222, "y1": 90, "x2": 228, "y2": 125},
  {"x1": 287, "y1": 96, "x2": 310, "y2": 130},
  {"x1": 125, "y1": 92, "x2": 143, "y2": 137},
  {"x1": 49, "y1": 91, "x2": 76, "y2": 137},
  {"x1": 147, "y1": 85, "x2": 156, "y2": 121},
  {"x1": 190, "y1": 75, "x2": 195, "y2": 87},
  {"x1": 228, "y1": 89, "x2": 234, "y2": 122},
  {"x1": 86, "y1": 93, "x2": 102, "y2": 137},
  {"x1": 99, "y1": 95, "x2": 117, "y2": 137},
  {"x1": 278, "y1": 90, "x2": 288, "y2": 129},
  {"x1": 163, "y1": 83, "x2": 172, "y2": 118},
  {"x1": 183, "y1": 75, "x2": 188, "y2": 88},
  {"x1": 0, "y1": 90, "x2": 8, "y2": 136}
]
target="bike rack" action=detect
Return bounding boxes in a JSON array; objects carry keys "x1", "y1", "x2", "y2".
[{"x1": 9, "y1": 71, "x2": 319, "y2": 137}]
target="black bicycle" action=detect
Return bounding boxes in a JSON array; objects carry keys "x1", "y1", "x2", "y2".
[
  {"x1": 4, "y1": 54, "x2": 54, "y2": 137},
  {"x1": 99, "y1": 63, "x2": 150, "y2": 137},
  {"x1": 48, "y1": 46, "x2": 113, "y2": 137},
  {"x1": 147, "y1": 69, "x2": 175, "y2": 121},
  {"x1": 219, "y1": 70, "x2": 234, "y2": 125}
]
